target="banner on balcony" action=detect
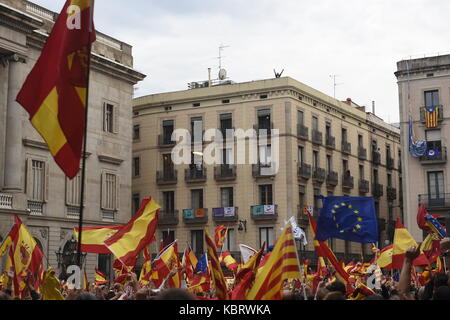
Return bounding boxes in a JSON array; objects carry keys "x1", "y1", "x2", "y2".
[
  {"x1": 213, "y1": 208, "x2": 225, "y2": 217},
  {"x1": 426, "y1": 148, "x2": 441, "y2": 159},
  {"x1": 195, "y1": 208, "x2": 205, "y2": 218},
  {"x1": 264, "y1": 205, "x2": 276, "y2": 215},
  {"x1": 224, "y1": 207, "x2": 235, "y2": 217},
  {"x1": 409, "y1": 119, "x2": 427, "y2": 158},
  {"x1": 184, "y1": 209, "x2": 195, "y2": 220},
  {"x1": 252, "y1": 206, "x2": 265, "y2": 216},
  {"x1": 425, "y1": 106, "x2": 439, "y2": 128}
]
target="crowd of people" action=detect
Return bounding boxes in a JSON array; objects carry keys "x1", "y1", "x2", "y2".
[{"x1": 0, "y1": 238, "x2": 449, "y2": 301}]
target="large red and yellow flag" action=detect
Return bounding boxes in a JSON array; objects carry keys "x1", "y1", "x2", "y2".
[
  {"x1": 246, "y1": 222, "x2": 301, "y2": 300},
  {"x1": 16, "y1": 0, "x2": 96, "y2": 179},
  {"x1": 74, "y1": 225, "x2": 123, "y2": 254},
  {"x1": 104, "y1": 197, "x2": 160, "y2": 267},
  {"x1": 94, "y1": 268, "x2": 109, "y2": 285},
  {"x1": 205, "y1": 229, "x2": 229, "y2": 300},
  {"x1": 220, "y1": 251, "x2": 239, "y2": 272},
  {"x1": 181, "y1": 246, "x2": 198, "y2": 282},
  {"x1": 153, "y1": 240, "x2": 181, "y2": 288},
  {"x1": 214, "y1": 226, "x2": 228, "y2": 250},
  {"x1": 139, "y1": 248, "x2": 152, "y2": 285}
]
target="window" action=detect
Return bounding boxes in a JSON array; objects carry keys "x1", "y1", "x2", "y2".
[
  {"x1": 343, "y1": 160, "x2": 349, "y2": 173},
  {"x1": 220, "y1": 187, "x2": 234, "y2": 207},
  {"x1": 221, "y1": 148, "x2": 233, "y2": 166},
  {"x1": 132, "y1": 157, "x2": 140, "y2": 177},
  {"x1": 326, "y1": 155, "x2": 332, "y2": 173},
  {"x1": 312, "y1": 116, "x2": 319, "y2": 131},
  {"x1": 259, "y1": 227, "x2": 274, "y2": 248},
  {"x1": 220, "y1": 113, "x2": 233, "y2": 138},
  {"x1": 103, "y1": 102, "x2": 117, "y2": 133},
  {"x1": 428, "y1": 171, "x2": 444, "y2": 204},
  {"x1": 132, "y1": 193, "x2": 140, "y2": 215},
  {"x1": 191, "y1": 189, "x2": 204, "y2": 209},
  {"x1": 257, "y1": 109, "x2": 271, "y2": 130},
  {"x1": 191, "y1": 117, "x2": 203, "y2": 143},
  {"x1": 162, "y1": 120, "x2": 174, "y2": 144},
  {"x1": 298, "y1": 110, "x2": 304, "y2": 126},
  {"x1": 98, "y1": 254, "x2": 111, "y2": 279},
  {"x1": 66, "y1": 171, "x2": 84, "y2": 206},
  {"x1": 358, "y1": 134, "x2": 364, "y2": 148},
  {"x1": 298, "y1": 147, "x2": 304, "y2": 164},
  {"x1": 374, "y1": 201, "x2": 380, "y2": 218},
  {"x1": 223, "y1": 229, "x2": 236, "y2": 252},
  {"x1": 387, "y1": 174, "x2": 392, "y2": 187},
  {"x1": 163, "y1": 191, "x2": 175, "y2": 213},
  {"x1": 162, "y1": 230, "x2": 175, "y2": 249},
  {"x1": 313, "y1": 151, "x2": 319, "y2": 169},
  {"x1": 313, "y1": 189, "x2": 321, "y2": 217},
  {"x1": 259, "y1": 185, "x2": 273, "y2": 205},
  {"x1": 299, "y1": 186, "x2": 306, "y2": 212},
  {"x1": 326, "y1": 122, "x2": 332, "y2": 138},
  {"x1": 425, "y1": 130, "x2": 442, "y2": 152},
  {"x1": 133, "y1": 124, "x2": 140, "y2": 141},
  {"x1": 373, "y1": 169, "x2": 379, "y2": 185},
  {"x1": 342, "y1": 128, "x2": 348, "y2": 143},
  {"x1": 101, "y1": 172, "x2": 119, "y2": 210},
  {"x1": 359, "y1": 165, "x2": 365, "y2": 180},
  {"x1": 259, "y1": 145, "x2": 272, "y2": 167},
  {"x1": 28, "y1": 159, "x2": 47, "y2": 201},
  {"x1": 425, "y1": 90, "x2": 439, "y2": 107},
  {"x1": 191, "y1": 230, "x2": 204, "y2": 254},
  {"x1": 163, "y1": 154, "x2": 174, "y2": 173}
]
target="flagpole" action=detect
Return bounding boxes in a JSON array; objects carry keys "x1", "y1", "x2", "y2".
[{"x1": 77, "y1": 0, "x2": 95, "y2": 267}]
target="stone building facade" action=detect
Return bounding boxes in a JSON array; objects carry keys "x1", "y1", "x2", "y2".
[
  {"x1": 0, "y1": 0, "x2": 145, "y2": 280},
  {"x1": 396, "y1": 55, "x2": 450, "y2": 241},
  {"x1": 133, "y1": 76, "x2": 402, "y2": 264}
]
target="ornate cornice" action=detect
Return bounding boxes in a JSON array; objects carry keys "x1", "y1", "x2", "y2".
[{"x1": 98, "y1": 154, "x2": 124, "y2": 166}]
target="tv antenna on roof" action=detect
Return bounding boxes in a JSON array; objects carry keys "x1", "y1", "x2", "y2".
[
  {"x1": 329, "y1": 74, "x2": 343, "y2": 99},
  {"x1": 217, "y1": 44, "x2": 230, "y2": 80}
]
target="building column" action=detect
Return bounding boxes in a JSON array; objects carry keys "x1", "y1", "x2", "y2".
[{"x1": 3, "y1": 56, "x2": 23, "y2": 193}]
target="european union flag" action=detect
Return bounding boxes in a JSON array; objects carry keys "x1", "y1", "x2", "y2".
[
  {"x1": 315, "y1": 196, "x2": 378, "y2": 243},
  {"x1": 195, "y1": 253, "x2": 208, "y2": 273}
]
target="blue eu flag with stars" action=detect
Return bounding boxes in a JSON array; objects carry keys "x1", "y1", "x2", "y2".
[
  {"x1": 196, "y1": 253, "x2": 208, "y2": 273},
  {"x1": 315, "y1": 196, "x2": 378, "y2": 243}
]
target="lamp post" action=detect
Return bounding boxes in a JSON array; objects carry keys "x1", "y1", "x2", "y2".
[{"x1": 55, "y1": 236, "x2": 87, "y2": 280}]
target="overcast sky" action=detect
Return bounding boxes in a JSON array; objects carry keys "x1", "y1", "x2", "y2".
[{"x1": 32, "y1": 0, "x2": 450, "y2": 123}]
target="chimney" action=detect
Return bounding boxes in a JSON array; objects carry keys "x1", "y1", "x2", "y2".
[
  {"x1": 208, "y1": 68, "x2": 212, "y2": 87},
  {"x1": 345, "y1": 98, "x2": 352, "y2": 105},
  {"x1": 372, "y1": 101, "x2": 376, "y2": 115}
]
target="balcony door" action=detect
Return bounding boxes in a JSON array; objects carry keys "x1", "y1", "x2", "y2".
[
  {"x1": 163, "y1": 154, "x2": 174, "y2": 175},
  {"x1": 428, "y1": 171, "x2": 445, "y2": 207}
]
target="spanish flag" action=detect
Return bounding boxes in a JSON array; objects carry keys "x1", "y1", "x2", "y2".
[
  {"x1": 41, "y1": 268, "x2": 65, "y2": 300},
  {"x1": 205, "y1": 229, "x2": 229, "y2": 300},
  {"x1": 94, "y1": 268, "x2": 109, "y2": 285},
  {"x1": 153, "y1": 240, "x2": 181, "y2": 288},
  {"x1": 104, "y1": 197, "x2": 160, "y2": 267},
  {"x1": 139, "y1": 248, "x2": 152, "y2": 285},
  {"x1": 220, "y1": 251, "x2": 239, "y2": 272},
  {"x1": 187, "y1": 272, "x2": 211, "y2": 294},
  {"x1": 214, "y1": 226, "x2": 228, "y2": 250},
  {"x1": 181, "y1": 246, "x2": 198, "y2": 281},
  {"x1": 348, "y1": 283, "x2": 376, "y2": 300},
  {"x1": 74, "y1": 225, "x2": 123, "y2": 254},
  {"x1": 16, "y1": 0, "x2": 96, "y2": 179},
  {"x1": 246, "y1": 222, "x2": 301, "y2": 300},
  {"x1": 376, "y1": 244, "x2": 394, "y2": 269},
  {"x1": 392, "y1": 219, "x2": 430, "y2": 269}
]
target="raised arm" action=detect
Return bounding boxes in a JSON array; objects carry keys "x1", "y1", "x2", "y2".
[{"x1": 398, "y1": 246, "x2": 420, "y2": 298}]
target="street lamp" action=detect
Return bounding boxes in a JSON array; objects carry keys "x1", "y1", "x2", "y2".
[{"x1": 55, "y1": 236, "x2": 87, "y2": 280}]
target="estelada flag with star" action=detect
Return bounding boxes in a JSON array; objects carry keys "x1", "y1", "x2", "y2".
[
  {"x1": 315, "y1": 196, "x2": 378, "y2": 243},
  {"x1": 16, "y1": 0, "x2": 96, "y2": 179}
]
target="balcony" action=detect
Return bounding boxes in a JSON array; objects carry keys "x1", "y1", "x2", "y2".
[
  {"x1": 326, "y1": 171, "x2": 339, "y2": 187},
  {"x1": 342, "y1": 141, "x2": 352, "y2": 155},
  {"x1": 372, "y1": 151, "x2": 381, "y2": 165},
  {"x1": 183, "y1": 208, "x2": 208, "y2": 224},
  {"x1": 297, "y1": 125, "x2": 309, "y2": 140},
  {"x1": 212, "y1": 207, "x2": 239, "y2": 223},
  {"x1": 158, "y1": 210, "x2": 180, "y2": 226},
  {"x1": 251, "y1": 205, "x2": 278, "y2": 221},
  {"x1": 325, "y1": 136, "x2": 336, "y2": 149},
  {"x1": 252, "y1": 163, "x2": 276, "y2": 178},
  {"x1": 358, "y1": 147, "x2": 367, "y2": 160},
  {"x1": 420, "y1": 147, "x2": 447, "y2": 165},
  {"x1": 387, "y1": 157, "x2": 395, "y2": 170},
  {"x1": 214, "y1": 165, "x2": 237, "y2": 181},
  {"x1": 342, "y1": 175, "x2": 354, "y2": 189},
  {"x1": 158, "y1": 134, "x2": 176, "y2": 148},
  {"x1": 298, "y1": 163, "x2": 311, "y2": 180},
  {"x1": 419, "y1": 194, "x2": 450, "y2": 211},
  {"x1": 420, "y1": 105, "x2": 444, "y2": 123},
  {"x1": 373, "y1": 183, "x2": 384, "y2": 198},
  {"x1": 312, "y1": 168, "x2": 326, "y2": 184},
  {"x1": 28, "y1": 200, "x2": 44, "y2": 216},
  {"x1": 387, "y1": 187, "x2": 397, "y2": 201},
  {"x1": 253, "y1": 123, "x2": 273, "y2": 137},
  {"x1": 359, "y1": 180, "x2": 370, "y2": 194},
  {"x1": 102, "y1": 210, "x2": 116, "y2": 222},
  {"x1": 156, "y1": 170, "x2": 178, "y2": 185},
  {"x1": 0, "y1": 193, "x2": 13, "y2": 209},
  {"x1": 185, "y1": 166, "x2": 207, "y2": 183},
  {"x1": 66, "y1": 206, "x2": 80, "y2": 219},
  {"x1": 312, "y1": 130, "x2": 323, "y2": 145}
]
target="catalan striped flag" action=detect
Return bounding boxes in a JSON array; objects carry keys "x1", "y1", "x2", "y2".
[
  {"x1": 153, "y1": 240, "x2": 181, "y2": 289},
  {"x1": 94, "y1": 268, "x2": 109, "y2": 285},
  {"x1": 425, "y1": 106, "x2": 439, "y2": 128},
  {"x1": 74, "y1": 225, "x2": 123, "y2": 254},
  {"x1": 246, "y1": 222, "x2": 301, "y2": 300},
  {"x1": 16, "y1": 0, "x2": 96, "y2": 178},
  {"x1": 205, "y1": 229, "x2": 229, "y2": 300},
  {"x1": 220, "y1": 251, "x2": 239, "y2": 272},
  {"x1": 104, "y1": 197, "x2": 160, "y2": 267}
]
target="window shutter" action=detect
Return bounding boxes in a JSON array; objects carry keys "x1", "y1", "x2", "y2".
[
  {"x1": 103, "y1": 102, "x2": 107, "y2": 132},
  {"x1": 44, "y1": 162, "x2": 49, "y2": 202},
  {"x1": 101, "y1": 171, "x2": 106, "y2": 210},
  {"x1": 115, "y1": 174, "x2": 120, "y2": 211},
  {"x1": 26, "y1": 159, "x2": 32, "y2": 198},
  {"x1": 113, "y1": 105, "x2": 119, "y2": 134},
  {"x1": 65, "y1": 177, "x2": 70, "y2": 206}
]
